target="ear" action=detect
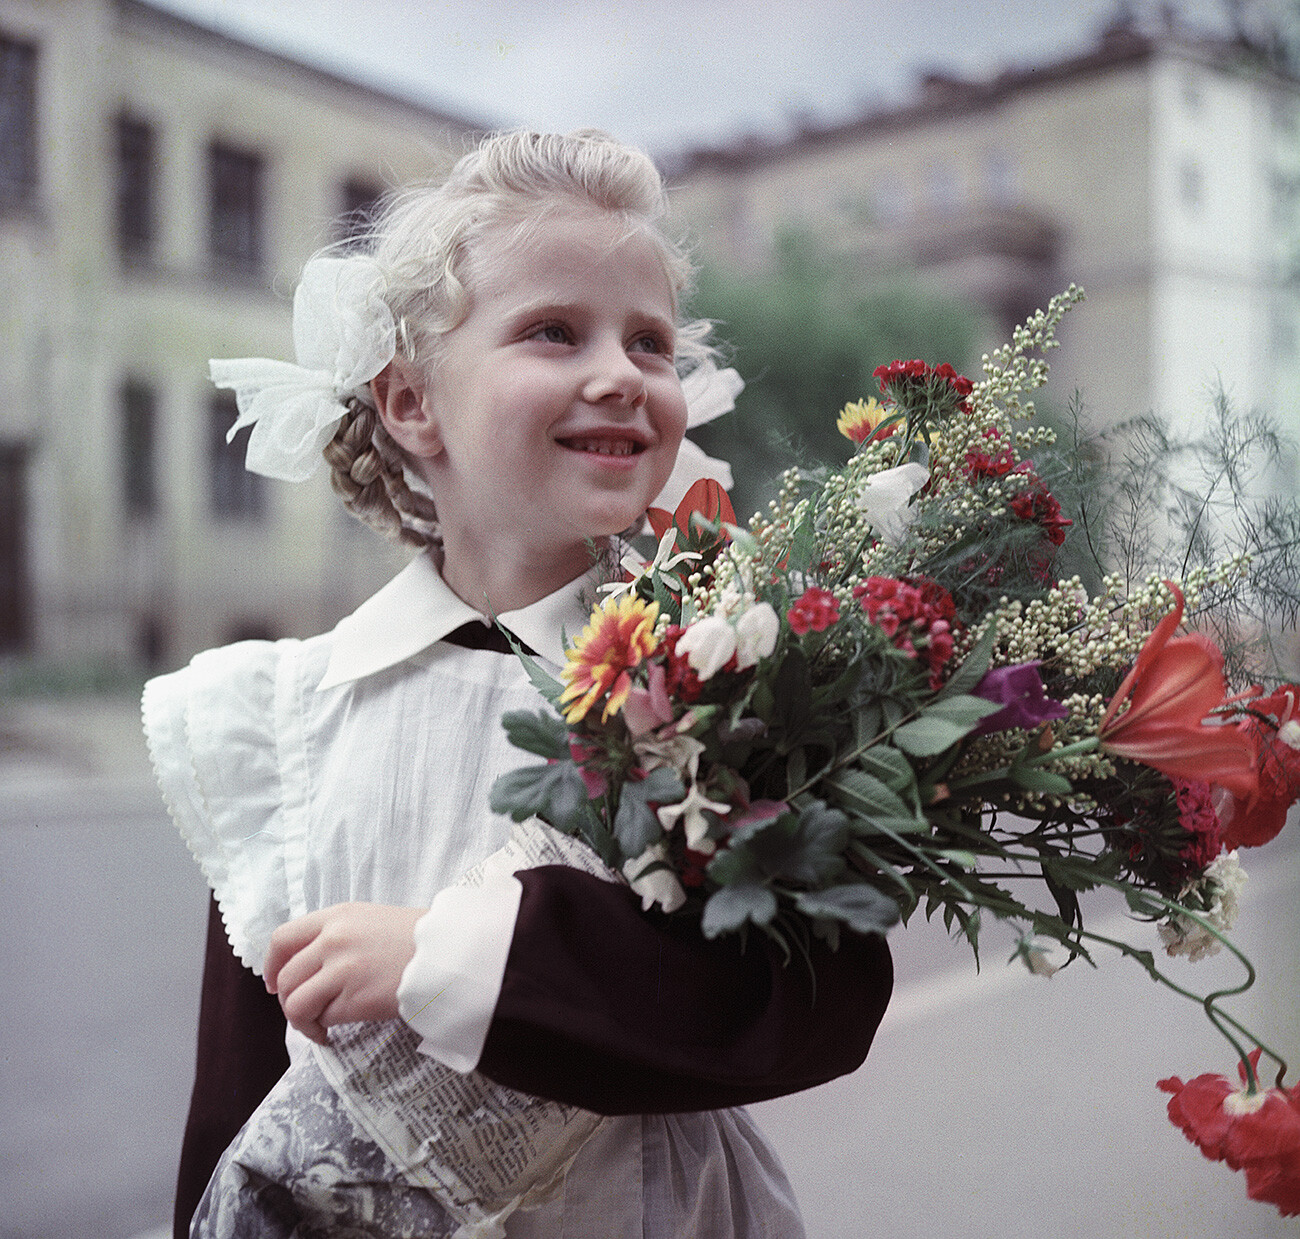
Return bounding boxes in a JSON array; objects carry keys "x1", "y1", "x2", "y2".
[{"x1": 370, "y1": 357, "x2": 443, "y2": 460}]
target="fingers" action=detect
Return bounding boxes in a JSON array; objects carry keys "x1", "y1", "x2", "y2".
[
  {"x1": 278, "y1": 967, "x2": 340, "y2": 1045},
  {"x1": 264, "y1": 909, "x2": 328, "y2": 994}
]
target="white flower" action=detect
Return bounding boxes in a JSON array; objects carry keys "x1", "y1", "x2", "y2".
[
  {"x1": 676, "y1": 614, "x2": 737, "y2": 680},
  {"x1": 734, "y1": 602, "x2": 780, "y2": 669},
  {"x1": 657, "y1": 780, "x2": 731, "y2": 853},
  {"x1": 633, "y1": 730, "x2": 705, "y2": 781},
  {"x1": 856, "y1": 462, "x2": 930, "y2": 543},
  {"x1": 1159, "y1": 850, "x2": 1248, "y2": 962},
  {"x1": 622, "y1": 843, "x2": 687, "y2": 913},
  {"x1": 599, "y1": 528, "x2": 701, "y2": 600},
  {"x1": 1279, "y1": 719, "x2": 1300, "y2": 749}
]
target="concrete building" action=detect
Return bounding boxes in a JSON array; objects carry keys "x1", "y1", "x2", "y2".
[
  {"x1": 667, "y1": 16, "x2": 1300, "y2": 444},
  {"x1": 0, "y1": 0, "x2": 478, "y2": 666}
]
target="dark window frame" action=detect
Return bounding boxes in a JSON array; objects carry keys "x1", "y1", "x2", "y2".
[
  {"x1": 115, "y1": 113, "x2": 157, "y2": 259},
  {"x1": 121, "y1": 377, "x2": 158, "y2": 519},
  {"x1": 337, "y1": 176, "x2": 384, "y2": 248},
  {"x1": 208, "y1": 139, "x2": 265, "y2": 277},
  {"x1": 209, "y1": 390, "x2": 265, "y2": 520},
  {"x1": 0, "y1": 33, "x2": 39, "y2": 211}
]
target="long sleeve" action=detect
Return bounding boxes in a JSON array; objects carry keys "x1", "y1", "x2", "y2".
[{"x1": 477, "y1": 865, "x2": 893, "y2": 1115}]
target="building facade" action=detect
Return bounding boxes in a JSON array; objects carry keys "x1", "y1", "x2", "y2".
[
  {"x1": 667, "y1": 18, "x2": 1300, "y2": 446},
  {"x1": 0, "y1": 0, "x2": 478, "y2": 666}
]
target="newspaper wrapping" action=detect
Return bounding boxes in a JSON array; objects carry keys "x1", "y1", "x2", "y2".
[{"x1": 308, "y1": 821, "x2": 620, "y2": 1238}]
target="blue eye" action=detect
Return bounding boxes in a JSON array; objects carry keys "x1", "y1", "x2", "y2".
[
  {"x1": 529, "y1": 322, "x2": 572, "y2": 345},
  {"x1": 630, "y1": 332, "x2": 670, "y2": 356}
]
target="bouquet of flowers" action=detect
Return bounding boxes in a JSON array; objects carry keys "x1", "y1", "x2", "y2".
[{"x1": 490, "y1": 286, "x2": 1300, "y2": 1217}]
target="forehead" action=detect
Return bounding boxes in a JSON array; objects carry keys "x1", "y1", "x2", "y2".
[{"x1": 464, "y1": 207, "x2": 677, "y2": 319}]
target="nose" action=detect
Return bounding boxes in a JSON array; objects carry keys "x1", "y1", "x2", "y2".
[{"x1": 581, "y1": 339, "x2": 647, "y2": 409}]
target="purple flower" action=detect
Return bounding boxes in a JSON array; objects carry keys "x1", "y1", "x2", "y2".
[{"x1": 972, "y1": 661, "x2": 1069, "y2": 734}]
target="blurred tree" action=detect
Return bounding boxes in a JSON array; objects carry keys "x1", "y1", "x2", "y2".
[{"x1": 686, "y1": 229, "x2": 983, "y2": 518}]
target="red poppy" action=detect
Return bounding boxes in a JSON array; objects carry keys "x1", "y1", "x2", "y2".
[
  {"x1": 1159, "y1": 1053, "x2": 1300, "y2": 1217},
  {"x1": 1099, "y1": 584, "x2": 1257, "y2": 799},
  {"x1": 1219, "y1": 685, "x2": 1300, "y2": 849}
]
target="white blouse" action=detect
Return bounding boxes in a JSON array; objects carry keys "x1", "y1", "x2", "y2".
[{"x1": 144, "y1": 551, "x2": 806, "y2": 1238}]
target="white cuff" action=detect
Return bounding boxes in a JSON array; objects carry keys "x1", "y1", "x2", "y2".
[{"x1": 396, "y1": 874, "x2": 523, "y2": 1073}]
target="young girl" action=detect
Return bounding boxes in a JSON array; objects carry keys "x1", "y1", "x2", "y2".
[{"x1": 146, "y1": 129, "x2": 892, "y2": 1238}]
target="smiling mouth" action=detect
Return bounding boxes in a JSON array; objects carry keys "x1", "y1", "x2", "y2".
[{"x1": 559, "y1": 436, "x2": 644, "y2": 457}]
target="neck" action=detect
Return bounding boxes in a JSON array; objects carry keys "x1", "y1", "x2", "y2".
[{"x1": 437, "y1": 528, "x2": 602, "y2": 615}]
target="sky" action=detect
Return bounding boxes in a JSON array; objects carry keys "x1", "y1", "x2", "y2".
[{"x1": 147, "y1": 0, "x2": 1238, "y2": 157}]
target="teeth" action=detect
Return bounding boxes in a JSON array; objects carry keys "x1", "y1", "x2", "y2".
[{"x1": 566, "y1": 437, "x2": 637, "y2": 456}]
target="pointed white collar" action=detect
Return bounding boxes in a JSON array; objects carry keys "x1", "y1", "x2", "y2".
[{"x1": 317, "y1": 551, "x2": 598, "y2": 690}]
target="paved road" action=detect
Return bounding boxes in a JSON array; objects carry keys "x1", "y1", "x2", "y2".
[{"x1": 1, "y1": 698, "x2": 1297, "y2": 1237}]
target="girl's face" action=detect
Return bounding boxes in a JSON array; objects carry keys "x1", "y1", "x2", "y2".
[{"x1": 402, "y1": 206, "x2": 688, "y2": 584}]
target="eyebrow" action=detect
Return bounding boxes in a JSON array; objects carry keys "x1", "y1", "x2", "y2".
[{"x1": 506, "y1": 300, "x2": 675, "y2": 334}]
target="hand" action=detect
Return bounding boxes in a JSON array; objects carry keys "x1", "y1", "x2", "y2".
[{"x1": 263, "y1": 902, "x2": 425, "y2": 1045}]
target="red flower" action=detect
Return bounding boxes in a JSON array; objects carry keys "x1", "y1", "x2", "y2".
[
  {"x1": 1220, "y1": 685, "x2": 1300, "y2": 849},
  {"x1": 787, "y1": 586, "x2": 841, "y2": 635},
  {"x1": 1170, "y1": 777, "x2": 1223, "y2": 870},
  {"x1": 646, "y1": 477, "x2": 736, "y2": 553},
  {"x1": 1099, "y1": 584, "x2": 1257, "y2": 799},
  {"x1": 853, "y1": 575, "x2": 959, "y2": 687},
  {"x1": 873, "y1": 359, "x2": 974, "y2": 413},
  {"x1": 559, "y1": 595, "x2": 660, "y2": 724},
  {"x1": 1009, "y1": 479, "x2": 1072, "y2": 546},
  {"x1": 660, "y1": 625, "x2": 704, "y2": 703},
  {"x1": 1159, "y1": 1053, "x2": 1300, "y2": 1218}
]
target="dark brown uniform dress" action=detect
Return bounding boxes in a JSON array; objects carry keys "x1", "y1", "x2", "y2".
[{"x1": 173, "y1": 624, "x2": 894, "y2": 1236}]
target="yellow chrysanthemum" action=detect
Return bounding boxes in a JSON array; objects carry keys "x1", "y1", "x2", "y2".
[
  {"x1": 559, "y1": 594, "x2": 660, "y2": 724},
  {"x1": 836, "y1": 397, "x2": 894, "y2": 445}
]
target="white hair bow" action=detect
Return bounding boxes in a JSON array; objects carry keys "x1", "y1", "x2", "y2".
[{"x1": 210, "y1": 255, "x2": 396, "y2": 483}]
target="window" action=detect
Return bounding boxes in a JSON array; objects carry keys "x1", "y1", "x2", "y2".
[
  {"x1": 208, "y1": 141, "x2": 264, "y2": 275},
  {"x1": 209, "y1": 390, "x2": 264, "y2": 519},
  {"x1": 115, "y1": 115, "x2": 156, "y2": 257},
  {"x1": 338, "y1": 176, "x2": 383, "y2": 247},
  {"x1": 0, "y1": 34, "x2": 37, "y2": 209},
  {"x1": 121, "y1": 378, "x2": 157, "y2": 518}
]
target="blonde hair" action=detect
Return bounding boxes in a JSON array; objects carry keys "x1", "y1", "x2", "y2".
[{"x1": 324, "y1": 129, "x2": 712, "y2": 547}]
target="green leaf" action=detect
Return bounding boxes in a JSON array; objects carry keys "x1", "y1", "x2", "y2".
[
  {"x1": 924, "y1": 694, "x2": 1003, "y2": 729},
  {"x1": 892, "y1": 716, "x2": 969, "y2": 756},
  {"x1": 1124, "y1": 888, "x2": 1164, "y2": 918},
  {"x1": 731, "y1": 803, "x2": 849, "y2": 885},
  {"x1": 500, "y1": 708, "x2": 570, "y2": 760},
  {"x1": 706, "y1": 839, "x2": 765, "y2": 885},
  {"x1": 829, "y1": 768, "x2": 915, "y2": 823},
  {"x1": 493, "y1": 622, "x2": 565, "y2": 705},
  {"x1": 1010, "y1": 767, "x2": 1074, "y2": 795},
  {"x1": 794, "y1": 884, "x2": 900, "y2": 936},
  {"x1": 489, "y1": 761, "x2": 589, "y2": 832},
  {"x1": 853, "y1": 701, "x2": 883, "y2": 749},
  {"x1": 612, "y1": 766, "x2": 683, "y2": 856},
  {"x1": 934, "y1": 622, "x2": 997, "y2": 700},
  {"x1": 857, "y1": 744, "x2": 914, "y2": 793},
  {"x1": 701, "y1": 883, "x2": 778, "y2": 938},
  {"x1": 937, "y1": 849, "x2": 978, "y2": 869},
  {"x1": 849, "y1": 812, "x2": 931, "y2": 836}
]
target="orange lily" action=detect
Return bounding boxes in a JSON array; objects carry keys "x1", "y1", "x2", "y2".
[
  {"x1": 646, "y1": 477, "x2": 736, "y2": 549},
  {"x1": 1099, "y1": 583, "x2": 1257, "y2": 799}
]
